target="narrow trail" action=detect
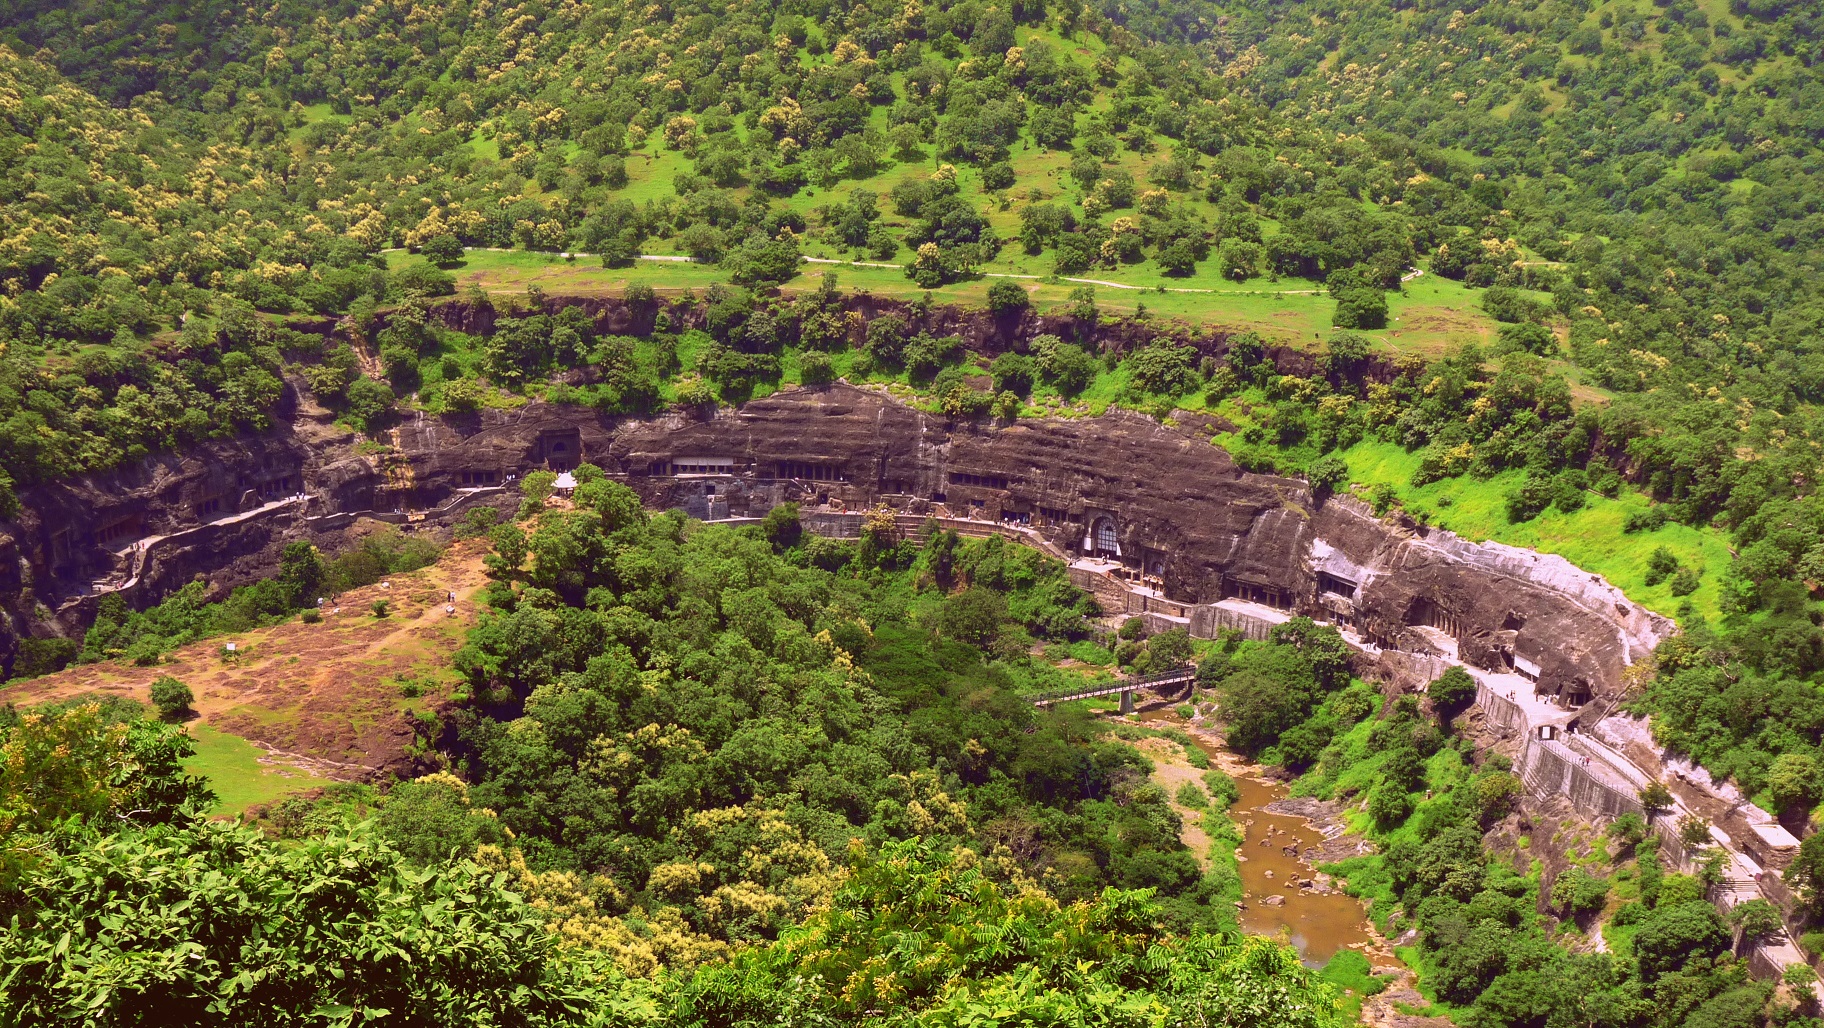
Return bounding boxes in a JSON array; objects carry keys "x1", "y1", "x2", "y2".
[{"x1": 385, "y1": 246, "x2": 1393, "y2": 297}]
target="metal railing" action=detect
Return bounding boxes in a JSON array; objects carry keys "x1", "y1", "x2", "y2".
[{"x1": 1029, "y1": 665, "x2": 1196, "y2": 707}]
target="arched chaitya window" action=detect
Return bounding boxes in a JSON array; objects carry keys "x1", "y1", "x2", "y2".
[{"x1": 1093, "y1": 517, "x2": 1119, "y2": 557}]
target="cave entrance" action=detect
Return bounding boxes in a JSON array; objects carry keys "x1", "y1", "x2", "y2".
[
  {"x1": 1085, "y1": 516, "x2": 1121, "y2": 559},
  {"x1": 1317, "y1": 571, "x2": 1358, "y2": 598},
  {"x1": 1407, "y1": 598, "x2": 1464, "y2": 639},
  {"x1": 537, "y1": 429, "x2": 582, "y2": 472},
  {"x1": 93, "y1": 515, "x2": 142, "y2": 550}
]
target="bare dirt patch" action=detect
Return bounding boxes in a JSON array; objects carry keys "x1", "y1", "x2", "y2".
[{"x1": 2, "y1": 538, "x2": 494, "y2": 779}]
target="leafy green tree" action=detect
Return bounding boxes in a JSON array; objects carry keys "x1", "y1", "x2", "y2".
[
  {"x1": 0, "y1": 817, "x2": 607, "y2": 1025},
  {"x1": 986, "y1": 279, "x2": 1028, "y2": 312},
  {"x1": 1149, "y1": 627, "x2": 1193, "y2": 668},
  {"x1": 1639, "y1": 780, "x2": 1674, "y2": 818},
  {"x1": 1729, "y1": 898, "x2": 1784, "y2": 946},
  {"x1": 1551, "y1": 867, "x2": 1611, "y2": 918},
  {"x1": 1, "y1": 700, "x2": 211, "y2": 883},
  {"x1": 420, "y1": 235, "x2": 464, "y2": 266},
  {"x1": 149, "y1": 676, "x2": 195, "y2": 721},
  {"x1": 1766, "y1": 752, "x2": 1820, "y2": 816},
  {"x1": 938, "y1": 587, "x2": 1006, "y2": 648},
  {"x1": 723, "y1": 231, "x2": 802, "y2": 287},
  {"x1": 761, "y1": 502, "x2": 802, "y2": 550},
  {"x1": 1126, "y1": 342, "x2": 1198, "y2": 396},
  {"x1": 375, "y1": 773, "x2": 508, "y2": 865},
  {"x1": 990, "y1": 352, "x2": 1034, "y2": 396},
  {"x1": 1304, "y1": 456, "x2": 1348, "y2": 497},
  {"x1": 1634, "y1": 901, "x2": 1730, "y2": 980},
  {"x1": 1331, "y1": 287, "x2": 1388, "y2": 330},
  {"x1": 277, "y1": 541, "x2": 326, "y2": 608},
  {"x1": 1784, "y1": 832, "x2": 1824, "y2": 913},
  {"x1": 1429, "y1": 666, "x2": 1477, "y2": 719}
]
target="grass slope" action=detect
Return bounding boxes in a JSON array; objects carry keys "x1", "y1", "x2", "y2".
[{"x1": 185, "y1": 724, "x2": 336, "y2": 815}]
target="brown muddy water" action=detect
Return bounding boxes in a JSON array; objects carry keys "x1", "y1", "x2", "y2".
[{"x1": 1143, "y1": 713, "x2": 1383, "y2": 967}]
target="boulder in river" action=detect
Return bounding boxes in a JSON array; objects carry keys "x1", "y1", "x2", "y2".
[{"x1": 1264, "y1": 895, "x2": 1286, "y2": 907}]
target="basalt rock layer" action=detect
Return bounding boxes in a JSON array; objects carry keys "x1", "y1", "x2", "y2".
[{"x1": 0, "y1": 382, "x2": 1670, "y2": 702}]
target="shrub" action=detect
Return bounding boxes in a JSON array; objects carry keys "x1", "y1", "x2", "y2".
[
  {"x1": 1668, "y1": 567, "x2": 1700, "y2": 596},
  {"x1": 1623, "y1": 507, "x2": 1669, "y2": 533},
  {"x1": 1639, "y1": 780, "x2": 1673, "y2": 816},
  {"x1": 372, "y1": 600, "x2": 391, "y2": 619},
  {"x1": 1305, "y1": 456, "x2": 1349, "y2": 497},
  {"x1": 1332, "y1": 288, "x2": 1388, "y2": 329},
  {"x1": 990, "y1": 352, "x2": 1034, "y2": 395},
  {"x1": 1202, "y1": 769, "x2": 1240, "y2": 809},
  {"x1": 149, "y1": 676, "x2": 195, "y2": 720},
  {"x1": 1481, "y1": 286, "x2": 1542, "y2": 323},
  {"x1": 986, "y1": 279, "x2": 1029, "y2": 311},
  {"x1": 391, "y1": 263, "x2": 456, "y2": 297},
  {"x1": 1429, "y1": 666, "x2": 1478, "y2": 715},
  {"x1": 419, "y1": 235, "x2": 464, "y2": 266}
]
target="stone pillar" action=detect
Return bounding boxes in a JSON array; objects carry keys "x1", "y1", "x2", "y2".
[{"x1": 1120, "y1": 689, "x2": 1135, "y2": 715}]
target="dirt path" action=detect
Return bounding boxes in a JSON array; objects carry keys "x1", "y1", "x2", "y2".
[{"x1": 1, "y1": 539, "x2": 493, "y2": 777}]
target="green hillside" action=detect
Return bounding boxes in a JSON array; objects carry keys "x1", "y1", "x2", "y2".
[{"x1": 9, "y1": 0, "x2": 1824, "y2": 1024}]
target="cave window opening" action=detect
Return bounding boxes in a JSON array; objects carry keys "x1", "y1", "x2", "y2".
[
  {"x1": 948, "y1": 471, "x2": 1010, "y2": 490},
  {"x1": 779, "y1": 460, "x2": 845, "y2": 482},
  {"x1": 1318, "y1": 572, "x2": 1357, "y2": 598},
  {"x1": 1038, "y1": 506, "x2": 1068, "y2": 524},
  {"x1": 94, "y1": 517, "x2": 140, "y2": 548},
  {"x1": 197, "y1": 497, "x2": 222, "y2": 517},
  {"x1": 1086, "y1": 516, "x2": 1120, "y2": 559}
]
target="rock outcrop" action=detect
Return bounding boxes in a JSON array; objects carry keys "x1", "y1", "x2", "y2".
[{"x1": 0, "y1": 382, "x2": 1671, "y2": 701}]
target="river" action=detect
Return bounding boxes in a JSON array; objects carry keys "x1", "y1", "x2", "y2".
[{"x1": 1146, "y1": 714, "x2": 1387, "y2": 968}]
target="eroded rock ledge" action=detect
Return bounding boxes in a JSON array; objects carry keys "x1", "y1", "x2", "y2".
[{"x1": 0, "y1": 383, "x2": 1670, "y2": 702}]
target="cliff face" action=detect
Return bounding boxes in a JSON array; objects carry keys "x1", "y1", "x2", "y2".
[{"x1": 0, "y1": 381, "x2": 1670, "y2": 704}]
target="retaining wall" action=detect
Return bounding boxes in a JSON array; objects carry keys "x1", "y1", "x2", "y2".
[
  {"x1": 1475, "y1": 680, "x2": 1528, "y2": 735},
  {"x1": 1518, "y1": 735, "x2": 1644, "y2": 819}
]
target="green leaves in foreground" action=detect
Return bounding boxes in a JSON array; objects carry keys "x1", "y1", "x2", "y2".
[
  {"x1": 2, "y1": 823, "x2": 1342, "y2": 1028},
  {"x1": 0, "y1": 816, "x2": 611, "y2": 1027},
  {"x1": 679, "y1": 838, "x2": 1345, "y2": 1028}
]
